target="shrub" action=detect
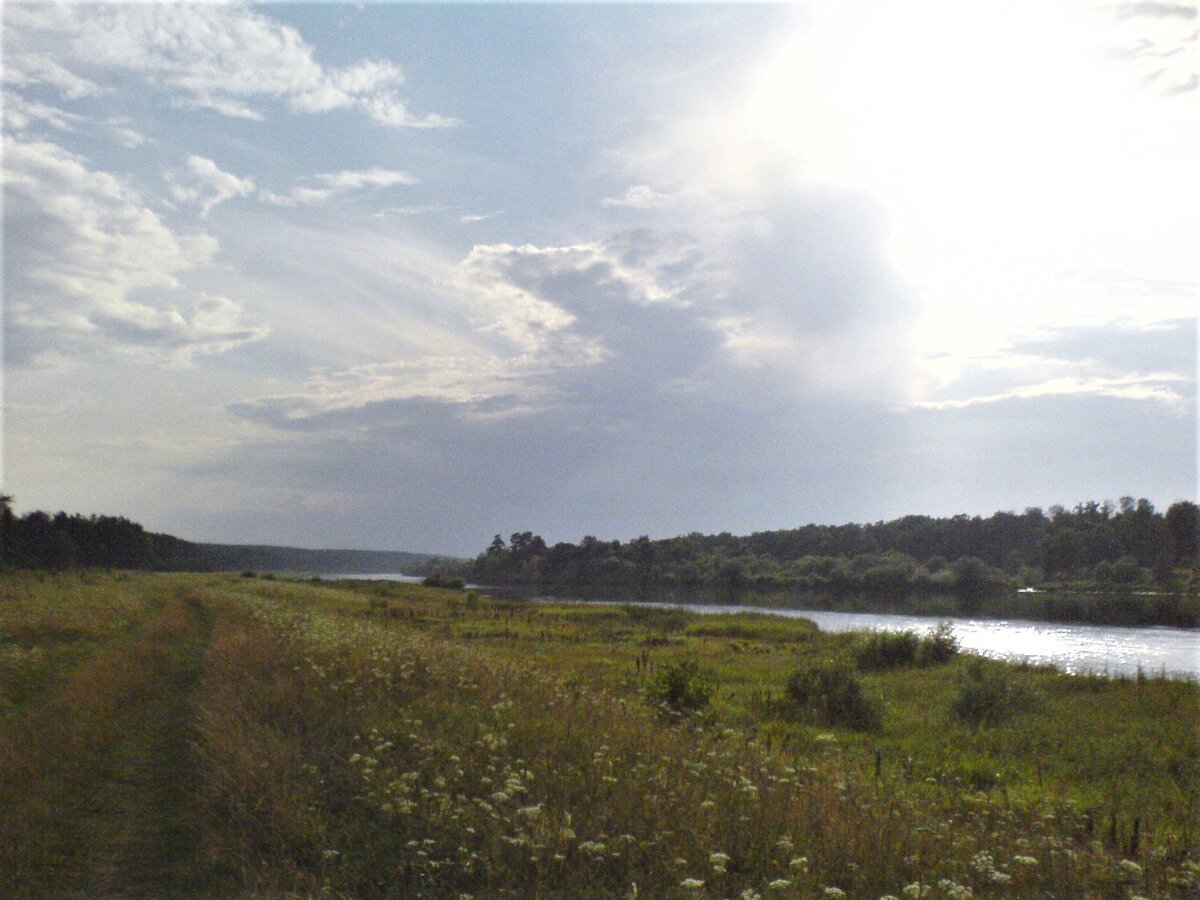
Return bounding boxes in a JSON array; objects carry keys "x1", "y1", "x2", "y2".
[
  {"x1": 647, "y1": 659, "x2": 716, "y2": 713},
  {"x1": 854, "y1": 624, "x2": 958, "y2": 670},
  {"x1": 422, "y1": 573, "x2": 465, "y2": 589},
  {"x1": 622, "y1": 604, "x2": 690, "y2": 633},
  {"x1": 785, "y1": 661, "x2": 881, "y2": 731},
  {"x1": 854, "y1": 630, "x2": 921, "y2": 670},
  {"x1": 950, "y1": 660, "x2": 1038, "y2": 727},
  {"x1": 916, "y1": 622, "x2": 959, "y2": 665}
]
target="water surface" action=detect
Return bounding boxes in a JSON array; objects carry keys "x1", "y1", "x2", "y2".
[
  {"x1": 322, "y1": 575, "x2": 1198, "y2": 678},
  {"x1": 572, "y1": 599, "x2": 1200, "y2": 679}
]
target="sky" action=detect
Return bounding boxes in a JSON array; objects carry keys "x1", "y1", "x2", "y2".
[{"x1": 2, "y1": 0, "x2": 1196, "y2": 557}]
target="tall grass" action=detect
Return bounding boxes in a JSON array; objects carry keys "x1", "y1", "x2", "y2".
[
  {"x1": 187, "y1": 578, "x2": 1198, "y2": 897},
  {"x1": 0, "y1": 590, "x2": 208, "y2": 896},
  {"x1": 0, "y1": 572, "x2": 1196, "y2": 897}
]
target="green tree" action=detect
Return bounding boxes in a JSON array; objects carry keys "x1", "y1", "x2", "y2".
[{"x1": 1165, "y1": 501, "x2": 1199, "y2": 566}]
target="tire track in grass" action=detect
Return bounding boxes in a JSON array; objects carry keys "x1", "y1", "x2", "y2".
[
  {"x1": 0, "y1": 594, "x2": 217, "y2": 897},
  {"x1": 91, "y1": 595, "x2": 214, "y2": 897}
]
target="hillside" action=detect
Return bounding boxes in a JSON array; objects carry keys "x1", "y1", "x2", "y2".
[
  {"x1": 0, "y1": 497, "x2": 460, "y2": 574},
  {"x1": 192, "y1": 542, "x2": 451, "y2": 574}
]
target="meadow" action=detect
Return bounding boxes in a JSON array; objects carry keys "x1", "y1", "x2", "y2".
[{"x1": 0, "y1": 571, "x2": 1195, "y2": 898}]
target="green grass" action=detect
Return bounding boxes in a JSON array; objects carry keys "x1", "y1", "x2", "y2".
[
  {"x1": 0, "y1": 571, "x2": 1196, "y2": 897},
  {"x1": 0, "y1": 579, "x2": 216, "y2": 896}
]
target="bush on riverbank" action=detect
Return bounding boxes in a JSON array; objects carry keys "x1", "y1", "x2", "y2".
[
  {"x1": 853, "y1": 623, "x2": 959, "y2": 670},
  {"x1": 785, "y1": 661, "x2": 882, "y2": 731},
  {"x1": 950, "y1": 660, "x2": 1042, "y2": 727}
]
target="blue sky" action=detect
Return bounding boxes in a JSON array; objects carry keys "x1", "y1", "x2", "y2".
[{"x1": 2, "y1": 1, "x2": 1196, "y2": 555}]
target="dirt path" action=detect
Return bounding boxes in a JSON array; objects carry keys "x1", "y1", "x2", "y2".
[
  {"x1": 90, "y1": 596, "x2": 214, "y2": 897},
  {"x1": 0, "y1": 596, "x2": 215, "y2": 898}
]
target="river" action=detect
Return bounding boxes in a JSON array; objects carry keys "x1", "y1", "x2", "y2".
[
  {"x1": 586, "y1": 600, "x2": 1200, "y2": 680},
  {"x1": 327, "y1": 575, "x2": 1198, "y2": 679}
]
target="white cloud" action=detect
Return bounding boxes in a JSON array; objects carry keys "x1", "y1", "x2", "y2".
[
  {"x1": 2, "y1": 94, "x2": 152, "y2": 150},
  {"x1": 917, "y1": 317, "x2": 1196, "y2": 411},
  {"x1": 1, "y1": 2, "x2": 456, "y2": 128},
  {"x1": 2, "y1": 48, "x2": 106, "y2": 99},
  {"x1": 600, "y1": 184, "x2": 672, "y2": 209},
  {"x1": 316, "y1": 168, "x2": 419, "y2": 190},
  {"x1": 374, "y1": 204, "x2": 452, "y2": 218},
  {"x1": 465, "y1": 241, "x2": 689, "y2": 310},
  {"x1": 2, "y1": 91, "x2": 86, "y2": 132},
  {"x1": 107, "y1": 119, "x2": 149, "y2": 148},
  {"x1": 913, "y1": 373, "x2": 1190, "y2": 410},
  {"x1": 1106, "y1": 0, "x2": 1198, "y2": 96},
  {"x1": 260, "y1": 167, "x2": 419, "y2": 206},
  {"x1": 2, "y1": 136, "x2": 267, "y2": 364},
  {"x1": 232, "y1": 354, "x2": 568, "y2": 425},
  {"x1": 166, "y1": 155, "x2": 256, "y2": 218},
  {"x1": 609, "y1": 1, "x2": 1197, "y2": 410}
]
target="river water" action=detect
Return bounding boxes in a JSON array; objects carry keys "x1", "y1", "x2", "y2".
[
  {"x1": 327, "y1": 575, "x2": 1198, "y2": 679},
  {"x1": 596, "y1": 600, "x2": 1199, "y2": 680},
  {"x1": 331, "y1": 573, "x2": 426, "y2": 584}
]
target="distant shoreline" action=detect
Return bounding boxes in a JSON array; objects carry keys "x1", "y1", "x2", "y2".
[{"x1": 476, "y1": 582, "x2": 1200, "y2": 630}]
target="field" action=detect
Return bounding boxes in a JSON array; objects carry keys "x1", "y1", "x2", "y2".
[{"x1": 0, "y1": 571, "x2": 1196, "y2": 898}]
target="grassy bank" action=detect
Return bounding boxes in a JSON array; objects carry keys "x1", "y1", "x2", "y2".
[
  {"x1": 483, "y1": 582, "x2": 1200, "y2": 629},
  {"x1": 0, "y1": 571, "x2": 1196, "y2": 897}
]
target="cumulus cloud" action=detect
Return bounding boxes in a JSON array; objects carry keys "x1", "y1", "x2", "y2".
[
  {"x1": 465, "y1": 239, "x2": 692, "y2": 310},
  {"x1": 2, "y1": 136, "x2": 267, "y2": 364},
  {"x1": 1, "y1": 2, "x2": 456, "y2": 127},
  {"x1": 226, "y1": 235, "x2": 699, "y2": 430},
  {"x1": 166, "y1": 155, "x2": 256, "y2": 218},
  {"x1": 232, "y1": 182, "x2": 920, "y2": 440}
]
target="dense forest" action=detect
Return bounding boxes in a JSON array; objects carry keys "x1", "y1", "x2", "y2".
[
  {"x1": 0, "y1": 496, "x2": 448, "y2": 574},
  {"x1": 472, "y1": 499, "x2": 1199, "y2": 624}
]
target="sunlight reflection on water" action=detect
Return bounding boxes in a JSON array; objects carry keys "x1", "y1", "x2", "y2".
[
  {"x1": 328, "y1": 577, "x2": 1199, "y2": 679},
  {"x1": 584, "y1": 601, "x2": 1199, "y2": 679}
]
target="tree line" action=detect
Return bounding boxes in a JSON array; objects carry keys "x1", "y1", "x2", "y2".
[
  {"x1": 1, "y1": 496, "x2": 199, "y2": 570},
  {"x1": 472, "y1": 499, "x2": 1199, "y2": 615},
  {"x1": 0, "y1": 496, "x2": 448, "y2": 574}
]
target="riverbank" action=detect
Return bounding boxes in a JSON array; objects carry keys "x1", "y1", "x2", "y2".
[
  {"x1": 533, "y1": 598, "x2": 1200, "y2": 679},
  {"x1": 2, "y1": 571, "x2": 1196, "y2": 897},
  {"x1": 479, "y1": 580, "x2": 1200, "y2": 629}
]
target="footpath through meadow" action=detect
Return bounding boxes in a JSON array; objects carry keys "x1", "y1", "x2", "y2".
[{"x1": 0, "y1": 584, "x2": 213, "y2": 897}]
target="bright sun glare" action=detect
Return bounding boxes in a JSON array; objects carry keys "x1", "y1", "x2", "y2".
[{"x1": 745, "y1": 0, "x2": 1197, "y2": 376}]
